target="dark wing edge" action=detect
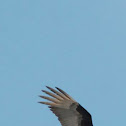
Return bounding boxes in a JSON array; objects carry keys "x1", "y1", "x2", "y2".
[{"x1": 76, "y1": 104, "x2": 93, "y2": 126}]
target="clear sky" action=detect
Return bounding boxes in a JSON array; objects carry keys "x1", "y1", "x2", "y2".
[{"x1": 0, "y1": 0, "x2": 126, "y2": 126}]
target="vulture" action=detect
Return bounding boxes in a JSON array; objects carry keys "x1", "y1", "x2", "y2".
[{"x1": 39, "y1": 86, "x2": 93, "y2": 126}]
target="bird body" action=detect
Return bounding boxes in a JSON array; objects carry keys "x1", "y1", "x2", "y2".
[{"x1": 39, "y1": 86, "x2": 93, "y2": 126}]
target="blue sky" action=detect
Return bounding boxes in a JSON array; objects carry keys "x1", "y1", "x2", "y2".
[{"x1": 0, "y1": 0, "x2": 126, "y2": 126}]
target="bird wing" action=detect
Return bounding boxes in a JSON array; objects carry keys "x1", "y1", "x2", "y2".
[{"x1": 39, "y1": 86, "x2": 93, "y2": 126}]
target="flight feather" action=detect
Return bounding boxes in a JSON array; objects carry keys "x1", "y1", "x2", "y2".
[{"x1": 39, "y1": 86, "x2": 93, "y2": 126}]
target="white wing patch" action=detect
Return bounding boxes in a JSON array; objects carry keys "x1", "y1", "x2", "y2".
[{"x1": 39, "y1": 86, "x2": 81, "y2": 126}]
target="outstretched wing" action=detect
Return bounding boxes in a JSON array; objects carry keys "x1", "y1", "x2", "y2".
[{"x1": 39, "y1": 86, "x2": 93, "y2": 126}]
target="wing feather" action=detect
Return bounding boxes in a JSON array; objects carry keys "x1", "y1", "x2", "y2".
[
  {"x1": 42, "y1": 90, "x2": 63, "y2": 101},
  {"x1": 39, "y1": 86, "x2": 93, "y2": 126},
  {"x1": 55, "y1": 87, "x2": 76, "y2": 102},
  {"x1": 46, "y1": 86, "x2": 70, "y2": 100},
  {"x1": 39, "y1": 96, "x2": 60, "y2": 103}
]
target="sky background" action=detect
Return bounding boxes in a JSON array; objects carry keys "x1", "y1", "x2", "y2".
[{"x1": 0, "y1": 0, "x2": 126, "y2": 126}]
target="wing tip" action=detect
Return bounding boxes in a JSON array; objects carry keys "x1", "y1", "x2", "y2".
[
  {"x1": 38, "y1": 101, "x2": 44, "y2": 104},
  {"x1": 55, "y1": 87, "x2": 59, "y2": 89},
  {"x1": 39, "y1": 95, "x2": 45, "y2": 98},
  {"x1": 46, "y1": 85, "x2": 50, "y2": 89}
]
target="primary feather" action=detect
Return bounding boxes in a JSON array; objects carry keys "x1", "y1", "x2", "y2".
[{"x1": 39, "y1": 86, "x2": 93, "y2": 126}]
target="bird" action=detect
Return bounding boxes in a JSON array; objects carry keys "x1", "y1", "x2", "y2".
[{"x1": 39, "y1": 86, "x2": 93, "y2": 126}]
